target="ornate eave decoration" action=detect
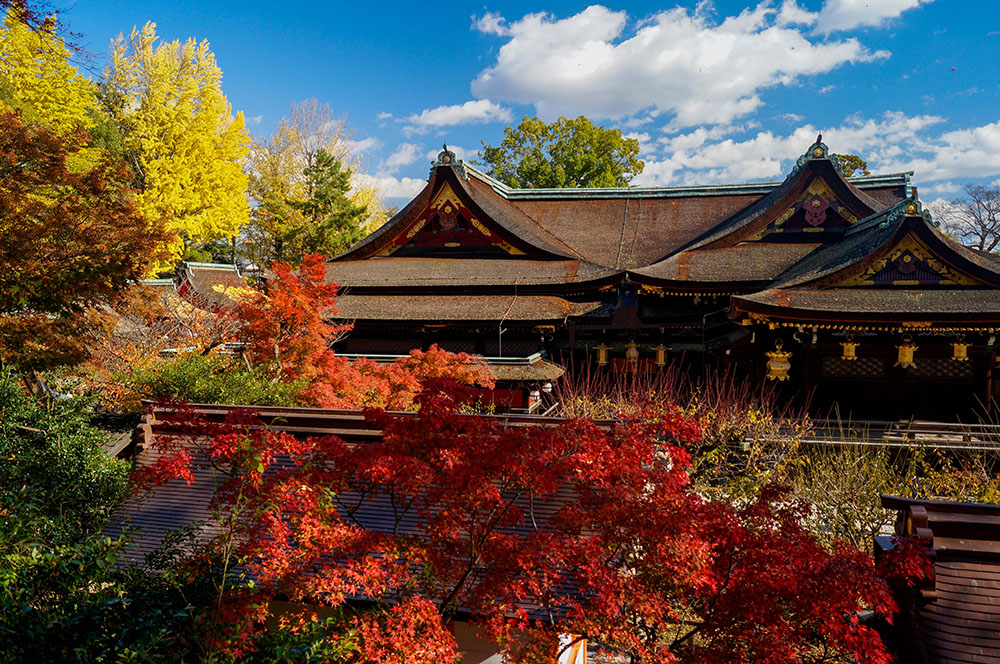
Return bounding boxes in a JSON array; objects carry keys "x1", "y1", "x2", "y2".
[
  {"x1": 846, "y1": 195, "x2": 938, "y2": 237},
  {"x1": 430, "y1": 144, "x2": 467, "y2": 179}
]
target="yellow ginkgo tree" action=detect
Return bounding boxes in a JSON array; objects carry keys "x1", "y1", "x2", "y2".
[
  {"x1": 105, "y1": 22, "x2": 250, "y2": 267},
  {"x1": 0, "y1": 9, "x2": 96, "y2": 135}
]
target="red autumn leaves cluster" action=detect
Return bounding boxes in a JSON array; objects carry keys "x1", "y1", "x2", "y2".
[
  {"x1": 137, "y1": 381, "x2": 930, "y2": 664},
  {"x1": 231, "y1": 253, "x2": 493, "y2": 410}
]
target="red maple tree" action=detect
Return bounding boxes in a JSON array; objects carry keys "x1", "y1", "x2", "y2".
[
  {"x1": 137, "y1": 381, "x2": 929, "y2": 663},
  {"x1": 230, "y1": 253, "x2": 493, "y2": 410}
]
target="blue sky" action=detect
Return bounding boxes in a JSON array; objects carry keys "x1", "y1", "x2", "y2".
[{"x1": 57, "y1": 0, "x2": 1000, "y2": 204}]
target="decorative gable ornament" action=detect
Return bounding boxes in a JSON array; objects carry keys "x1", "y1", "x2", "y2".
[
  {"x1": 840, "y1": 339, "x2": 860, "y2": 361},
  {"x1": 430, "y1": 143, "x2": 467, "y2": 179},
  {"x1": 766, "y1": 340, "x2": 792, "y2": 381}
]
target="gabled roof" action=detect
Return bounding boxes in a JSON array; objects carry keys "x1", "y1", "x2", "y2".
[
  {"x1": 336, "y1": 144, "x2": 910, "y2": 274},
  {"x1": 730, "y1": 197, "x2": 1000, "y2": 327},
  {"x1": 334, "y1": 148, "x2": 578, "y2": 262},
  {"x1": 683, "y1": 140, "x2": 899, "y2": 253}
]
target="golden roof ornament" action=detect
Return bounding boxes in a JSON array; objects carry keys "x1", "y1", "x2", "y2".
[{"x1": 841, "y1": 338, "x2": 859, "y2": 361}]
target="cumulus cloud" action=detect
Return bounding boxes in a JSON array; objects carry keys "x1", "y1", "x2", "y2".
[
  {"x1": 356, "y1": 173, "x2": 427, "y2": 200},
  {"x1": 382, "y1": 142, "x2": 424, "y2": 173},
  {"x1": 247, "y1": 115, "x2": 263, "y2": 127},
  {"x1": 470, "y1": 4, "x2": 887, "y2": 128},
  {"x1": 632, "y1": 112, "x2": 948, "y2": 186},
  {"x1": 376, "y1": 111, "x2": 393, "y2": 121},
  {"x1": 473, "y1": 11, "x2": 510, "y2": 36},
  {"x1": 815, "y1": 0, "x2": 933, "y2": 34},
  {"x1": 405, "y1": 100, "x2": 512, "y2": 131},
  {"x1": 344, "y1": 136, "x2": 379, "y2": 155}
]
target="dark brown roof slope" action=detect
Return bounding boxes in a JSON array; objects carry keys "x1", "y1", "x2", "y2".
[
  {"x1": 324, "y1": 257, "x2": 618, "y2": 289},
  {"x1": 734, "y1": 288, "x2": 1000, "y2": 322},
  {"x1": 510, "y1": 192, "x2": 761, "y2": 270},
  {"x1": 333, "y1": 294, "x2": 603, "y2": 322},
  {"x1": 632, "y1": 243, "x2": 819, "y2": 287}
]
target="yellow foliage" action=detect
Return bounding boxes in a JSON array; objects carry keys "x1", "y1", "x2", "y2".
[
  {"x1": 0, "y1": 11, "x2": 96, "y2": 135},
  {"x1": 106, "y1": 22, "x2": 250, "y2": 266}
]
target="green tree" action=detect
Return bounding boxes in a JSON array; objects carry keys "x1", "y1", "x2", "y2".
[
  {"x1": 288, "y1": 148, "x2": 368, "y2": 259},
  {"x1": 479, "y1": 115, "x2": 644, "y2": 188},
  {"x1": 243, "y1": 100, "x2": 383, "y2": 268},
  {"x1": 835, "y1": 153, "x2": 870, "y2": 177}
]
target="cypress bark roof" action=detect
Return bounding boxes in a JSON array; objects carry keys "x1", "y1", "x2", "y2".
[{"x1": 332, "y1": 294, "x2": 604, "y2": 322}]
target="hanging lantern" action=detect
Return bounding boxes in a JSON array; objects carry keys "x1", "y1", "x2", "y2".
[
  {"x1": 952, "y1": 339, "x2": 971, "y2": 362},
  {"x1": 626, "y1": 339, "x2": 640, "y2": 362},
  {"x1": 840, "y1": 338, "x2": 859, "y2": 361},
  {"x1": 895, "y1": 336, "x2": 917, "y2": 369},
  {"x1": 766, "y1": 340, "x2": 792, "y2": 381},
  {"x1": 595, "y1": 343, "x2": 611, "y2": 366},
  {"x1": 653, "y1": 344, "x2": 669, "y2": 367}
]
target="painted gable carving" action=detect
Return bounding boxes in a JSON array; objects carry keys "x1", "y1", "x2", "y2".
[
  {"x1": 838, "y1": 234, "x2": 982, "y2": 287},
  {"x1": 747, "y1": 179, "x2": 860, "y2": 242},
  {"x1": 375, "y1": 182, "x2": 526, "y2": 257}
]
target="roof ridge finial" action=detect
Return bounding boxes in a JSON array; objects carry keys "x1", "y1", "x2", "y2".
[{"x1": 430, "y1": 144, "x2": 467, "y2": 180}]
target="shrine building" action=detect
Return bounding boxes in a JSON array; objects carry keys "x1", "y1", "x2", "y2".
[{"x1": 323, "y1": 140, "x2": 1000, "y2": 420}]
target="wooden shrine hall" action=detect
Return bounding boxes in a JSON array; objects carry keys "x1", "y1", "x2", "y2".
[{"x1": 323, "y1": 141, "x2": 1000, "y2": 420}]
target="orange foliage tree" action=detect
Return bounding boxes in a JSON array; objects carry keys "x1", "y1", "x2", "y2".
[
  {"x1": 0, "y1": 110, "x2": 166, "y2": 369},
  {"x1": 231, "y1": 253, "x2": 493, "y2": 409}
]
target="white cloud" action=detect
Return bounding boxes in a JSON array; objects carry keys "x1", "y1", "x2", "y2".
[
  {"x1": 815, "y1": 0, "x2": 933, "y2": 34},
  {"x1": 382, "y1": 142, "x2": 423, "y2": 173},
  {"x1": 356, "y1": 173, "x2": 427, "y2": 200},
  {"x1": 376, "y1": 111, "x2": 393, "y2": 121},
  {"x1": 777, "y1": 0, "x2": 817, "y2": 26},
  {"x1": 473, "y1": 11, "x2": 510, "y2": 36},
  {"x1": 247, "y1": 115, "x2": 263, "y2": 127},
  {"x1": 404, "y1": 100, "x2": 512, "y2": 131},
  {"x1": 344, "y1": 136, "x2": 379, "y2": 155},
  {"x1": 633, "y1": 112, "x2": 948, "y2": 186},
  {"x1": 470, "y1": 4, "x2": 887, "y2": 128}
]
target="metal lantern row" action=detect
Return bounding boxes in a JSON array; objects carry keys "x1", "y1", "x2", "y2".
[
  {"x1": 770, "y1": 335, "x2": 973, "y2": 381},
  {"x1": 837, "y1": 336, "x2": 972, "y2": 366},
  {"x1": 594, "y1": 342, "x2": 671, "y2": 367}
]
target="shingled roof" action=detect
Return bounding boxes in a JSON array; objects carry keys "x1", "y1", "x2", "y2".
[
  {"x1": 878, "y1": 495, "x2": 1000, "y2": 664},
  {"x1": 332, "y1": 294, "x2": 604, "y2": 322},
  {"x1": 329, "y1": 144, "x2": 911, "y2": 284}
]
